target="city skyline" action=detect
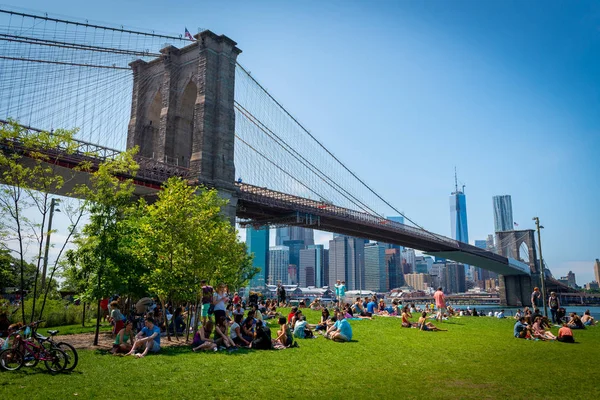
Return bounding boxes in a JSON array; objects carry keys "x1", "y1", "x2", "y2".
[{"x1": 13, "y1": 0, "x2": 599, "y2": 285}]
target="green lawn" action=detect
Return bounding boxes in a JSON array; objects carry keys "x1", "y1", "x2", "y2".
[
  {"x1": 1, "y1": 309, "x2": 599, "y2": 399},
  {"x1": 37, "y1": 322, "x2": 112, "y2": 336}
]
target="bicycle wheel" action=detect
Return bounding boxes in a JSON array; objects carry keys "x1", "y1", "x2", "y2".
[
  {"x1": 43, "y1": 348, "x2": 67, "y2": 373},
  {"x1": 0, "y1": 349, "x2": 24, "y2": 371},
  {"x1": 55, "y1": 342, "x2": 78, "y2": 372},
  {"x1": 22, "y1": 346, "x2": 40, "y2": 368}
]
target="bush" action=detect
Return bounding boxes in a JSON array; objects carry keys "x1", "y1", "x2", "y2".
[{"x1": 20, "y1": 298, "x2": 92, "y2": 327}]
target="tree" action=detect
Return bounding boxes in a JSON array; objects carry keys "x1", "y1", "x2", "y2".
[
  {"x1": 131, "y1": 177, "x2": 255, "y2": 340},
  {"x1": 0, "y1": 249, "x2": 36, "y2": 294},
  {"x1": 0, "y1": 120, "x2": 83, "y2": 322},
  {"x1": 68, "y1": 147, "x2": 140, "y2": 345}
]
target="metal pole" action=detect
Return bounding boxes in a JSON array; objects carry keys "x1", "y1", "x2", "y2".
[
  {"x1": 533, "y1": 217, "x2": 548, "y2": 318},
  {"x1": 41, "y1": 198, "x2": 57, "y2": 290}
]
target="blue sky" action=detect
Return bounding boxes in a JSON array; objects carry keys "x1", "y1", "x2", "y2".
[{"x1": 5, "y1": 0, "x2": 599, "y2": 284}]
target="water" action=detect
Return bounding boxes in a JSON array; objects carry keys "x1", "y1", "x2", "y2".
[{"x1": 426, "y1": 304, "x2": 600, "y2": 320}]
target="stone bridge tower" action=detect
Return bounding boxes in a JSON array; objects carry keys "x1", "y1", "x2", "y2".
[
  {"x1": 126, "y1": 30, "x2": 241, "y2": 223},
  {"x1": 495, "y1": 230, "x2": 539, "y2": 307}
]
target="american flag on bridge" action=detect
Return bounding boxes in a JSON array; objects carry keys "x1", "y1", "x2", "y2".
[{"x1": 184, "y1": 28, "x2": 194, "y2": 41}]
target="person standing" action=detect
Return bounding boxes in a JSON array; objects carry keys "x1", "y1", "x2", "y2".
[
  {"x1": 200, "y1": 280, "x2": 213, "y2": 325},
  {"x1": 213, "y1": 283, "x2": 229, "y2": 322},
  {"x1": 548, "y1": 292, "x2": 560, "y2": 324},
  {"x1": 531, "y1": 287, "x2": 541, "y2": 308},
  {"x1": 433, "y1": 287, "x2": 446, "y2": 323},
  {"x1": 339, "y1": 281, "x2": 346, "y2": 307},
  {"x1": 334, "y1": 280, "x2": 341, "y2": 308}
]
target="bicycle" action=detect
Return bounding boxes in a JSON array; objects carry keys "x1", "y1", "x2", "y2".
[
  {"x1": 1, "y1": 328, "x2": 68, "y2": 373},
  {"x1": 29, "y1": 320, "x2": 78, "y2": 372}
]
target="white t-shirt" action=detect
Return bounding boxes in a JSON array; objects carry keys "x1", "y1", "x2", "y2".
[
  {"x1": 214, "y1": 292, "x2": 227, "y2": 311},
  {"x1": 230, "y1": 322, "x2": 240, "y2": 339},
  {"x1": 254, "y1": 310, "x2": 263, "y2": 321}
]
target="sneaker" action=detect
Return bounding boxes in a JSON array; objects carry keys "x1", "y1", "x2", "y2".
[
  {"x1": 218, "y1": 346, "x2": 226, "y2": 351},
  {"x1": 212, "y1": 347, "x2": 218, "y2": 352}
]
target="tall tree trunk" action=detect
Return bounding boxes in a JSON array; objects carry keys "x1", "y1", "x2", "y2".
[
  {"x1": 82, "y1": 302, "x2": 86, "y2": 327},
  {"x1": 93, "y1": 298, "x2": 101, "y2": 345},
  {"x1": 93, "y1": 270, "x2": 102, "y2": 346}
]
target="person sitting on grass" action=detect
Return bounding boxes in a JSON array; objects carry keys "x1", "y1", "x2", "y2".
[
  {"x1": 532, "y1": 316, "x2": 557, "y2": 340},
  {"x1": 192, "y1": 320, "x2": 217, "y2": 352},
  {"x1": 265, "y1": 305, "x2": 280, "y2": 320},
  {"x1": 568, "y1": 314, "x2": 585, "y2": 330},
  {"x1": 293, "y1": 314, "x2": 315, "y2": 339},
  {"x1": 126, "y1": 317, "x2": 160, "y2": 358},
  {"x1": 230, "y1": 313, "x2": 251, "y2": 348},
  {"x1": 233, "y1": 303, "x2": 244, "y2": 318},
  {"x1": 366, "y1": 297, "x2": 378, "y2": 317},
  {"x1": 514, "y1": 316, "x2": 530, "y2": 339},
  {"x1": 287, "y1": 306, "x2": 298, "y2": 326},
  {"x1": 251, "y1": 320, "x2": 272, "y2": 350},
  {"x1": 581, "y1": 310, "x2": 596, "y2": 326},
  {"x1": 497, "y1": 310, "x2": 505, "y2": 319},
  {"x1": 253, "y1": 304, "x2": 264, "y2": 322},
  {"x1": 326, "y1": 310, "x2": 353, "y2": 342},
  {"x1": 111, "y1": 320, "x2": 134, "y2": 354},
  {"x1": 417, "y1": 312, "x2": 446, "y2": 332},
  {"x1": 214, "y1": 315, "x2": 236, "y2": 351},
  {"x1": 401, "y1": 306, "x2": 416, "y2": 328},
  {"x1": 242, "y1": 310, "x2": 257, "y2": 340},
  {"x1": 309, "y1": 298, "x2": 322, "y2": 310},
  {"x1": 168, "y1": 307, "x2": 186, "y2": 335},
  {"x1": 557, "y1": 323, "x2": 575, "y2": 343},
  {"x1": 276, "y1": 316, "x2": 293, "y2": 347}
]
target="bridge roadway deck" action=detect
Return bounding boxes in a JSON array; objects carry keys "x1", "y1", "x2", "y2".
[{"x1": 0, "y1": 124, "x2": 528, "y2": 277}]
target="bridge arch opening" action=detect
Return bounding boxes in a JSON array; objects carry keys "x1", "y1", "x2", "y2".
[
  {"x1": 168, "y1": 79, "x2": 196, "y2": 167},
  {"x1": 140, "y1": 90, "x2": 162, "y2": 159},
  {"x1": 519, "y1": 242, "x2": 530, "y2": 264}
]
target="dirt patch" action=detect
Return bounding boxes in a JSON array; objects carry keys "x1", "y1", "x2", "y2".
[{"x1": 57, "y1": 331, "x2": 192, "y2": 350}]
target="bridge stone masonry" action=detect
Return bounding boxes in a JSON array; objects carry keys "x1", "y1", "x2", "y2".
[{"x1": 127, "y1": 30, "x2": 241, "y2": 223}]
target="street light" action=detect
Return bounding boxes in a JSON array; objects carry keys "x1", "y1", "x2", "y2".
[
  {"x1": 41, "y1": 198, "x2": 60, "y2": 290},
  {"x1": 532, "y1": 217, "x2": 548, "y2": 318}
]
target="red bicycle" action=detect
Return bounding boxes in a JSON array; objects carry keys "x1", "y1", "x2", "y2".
[{"x1": 0, "y1": 327, "x2": 68, "y2": 373}]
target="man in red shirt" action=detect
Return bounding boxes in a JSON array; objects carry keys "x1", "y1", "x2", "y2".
[{"x1": 433, "y1": 287, "x2": 446, "y2": 323}]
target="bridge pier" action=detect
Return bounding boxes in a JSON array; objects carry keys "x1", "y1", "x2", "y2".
[
  {"x1": 127, "y1": 30, "x2": 242, "y2": 225},
  {"x1": 498, "y1": 274, "x2": 534, "y2": 307}
]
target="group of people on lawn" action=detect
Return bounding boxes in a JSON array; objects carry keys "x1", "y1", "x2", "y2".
[
  {"x1": 111, "y1": 280, "x2": 356, "y2": 357},
  {"x1": 109, "y1": 281, "x2": 596, "y2": 357},
  {"x1": 511, "y1": 288, "x2": 596, "y2": 343}
]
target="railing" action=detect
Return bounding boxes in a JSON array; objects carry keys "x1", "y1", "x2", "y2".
[
  {"x1": 0, "y1": 119, "x2": 192, "y2": 184},
  {"x1": 236, "y1": 182, "x2": 458, "y2": 247}
]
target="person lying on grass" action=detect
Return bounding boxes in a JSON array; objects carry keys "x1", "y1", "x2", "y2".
[
  {"x1": 126, "y1": 317, "x2": 161, "y2": 358},
  {"x1": 192, "y1": 320, "x2": 217, "y2": 352},
  {"x1": 417, "y1": 312, "x2": 447, "y2": 332},
  {"x1": 557, "y1": 323, "x2": 575, "y2": 343},
  {"x1": 325, "y1": 310, "x2": 353, "y2": 342},
  {"x1": 532, "y1": 316, "x2": 557, "y2": 340},
  {"x1": 111, "y1": 320, "x2": 134, "y2": 354}
]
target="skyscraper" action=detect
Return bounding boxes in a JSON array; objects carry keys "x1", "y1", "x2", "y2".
[
  {"x1": 450, "y1": 171, "x2": 469, "y2": 277},
  {"x1": 299, "y1": 244, "x2": 326, "y2": 287},
  {"x1": 385, "y1": 248, "x2": 404, "y2": 288},
  {"x1": 269, "y1": 245, "x2": 289, "y2": 285},
  {"x1": 364, "y1": 243, "x2": 387, "y2": 292},
  {"x1": 246, "y1": 226, "x2": 269, "y2": 289},
  {"x1": 328, "y1": 235, "x2": 365, "y2": 290},
  {"x1": 450, "y1": 179, "x2": 469, "y2": 244},
  {"x1": 594, "y1": 259, "x2": 600, "y2": 284},
  {"x1": 493, "y1": 195, "x2": 514, "y2": 232},
  {"x1": 275, "y1": 227, "x2": 314, "y2": 246}
]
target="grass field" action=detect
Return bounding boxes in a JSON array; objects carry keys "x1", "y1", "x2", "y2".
[{"x1": 1, "y1": 308, "x2": 599, "y2": 399}]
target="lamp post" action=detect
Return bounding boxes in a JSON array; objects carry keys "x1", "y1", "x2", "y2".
[
  {"x1": 532, "y1": 217, "x2": 548, "y2": 318},
  {"x1": 41, "y1": 198, "x2": 60, "y2": 290}
]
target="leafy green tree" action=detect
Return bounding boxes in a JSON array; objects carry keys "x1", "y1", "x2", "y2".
[
  {"x1": 67, "y1": 147, "x2": 140, "y2": 345},
  {"x1": 0, "y1": 120, "x2": 83, "y2": 322},
  {"x1": 131, "y1": 177, "x2": 255, "y2": 340}
]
